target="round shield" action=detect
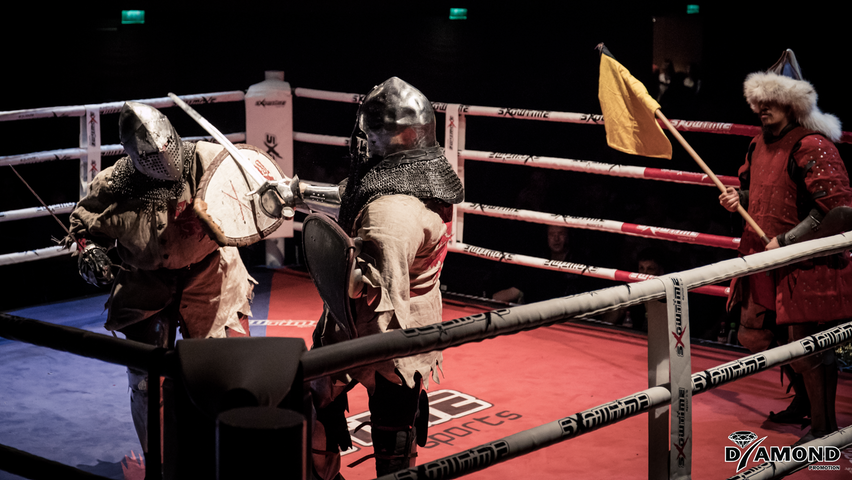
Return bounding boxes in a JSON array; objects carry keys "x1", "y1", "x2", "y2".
[{"x1": 194, "y1": 144, "x2": 287, "y2": 247}]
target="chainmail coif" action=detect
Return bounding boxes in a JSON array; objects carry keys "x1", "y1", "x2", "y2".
[
  {"x1": 337, "y1": 146, "x2": 464, "y2": 233},
  {"x1": 109, "y1": 142, "x2": 197, "y2": 215}
]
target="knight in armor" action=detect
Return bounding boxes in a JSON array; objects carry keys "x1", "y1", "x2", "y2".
[
  {"x1": 719, "y1": 50, "x2": 852, "y2": 443},
  {"x1": 63, "y1": 102, "x2": 256, "y2": 463},
  {"x1": 284, "y1": 77, "x2": 463, "y2": 478}
]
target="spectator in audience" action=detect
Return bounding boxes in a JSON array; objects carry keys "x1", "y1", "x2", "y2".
[{"x1": 490, "y1": 225, "x2": 603, "y2": 304}]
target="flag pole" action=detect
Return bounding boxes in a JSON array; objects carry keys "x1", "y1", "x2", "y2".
[{"x1": 654, "y1": 109, "x2": 772, "y2": 245}]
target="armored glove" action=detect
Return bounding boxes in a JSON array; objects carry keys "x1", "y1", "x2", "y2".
[
  {"x1": 257, "y1": 175, "x2": 343, "y2": 220},
  {"x1": 78, "y1": 242, "x2": 115, "y2": 287},
  {"x1": 777, "y1": 206, "x2": 852, "y2": 247}
]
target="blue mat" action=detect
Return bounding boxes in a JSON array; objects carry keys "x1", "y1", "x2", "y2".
[{"x1": 0, "y1": 267, "x2": 276, "y2": 479}]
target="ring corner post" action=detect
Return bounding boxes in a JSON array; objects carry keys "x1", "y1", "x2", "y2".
[
  {"x1": 444, "y1": 103, "x2": 465, "y2": 245},
  {"x1": 246, "y1": 71, "x2": 294, "y2": 266}
]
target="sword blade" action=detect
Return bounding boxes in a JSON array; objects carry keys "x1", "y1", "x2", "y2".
[
  {"x1": 8, "y1": 165, "x2": 76, "y2": 239},
  {"x1": 167, "y1": 93, "x2": 268, "y2": 188}
]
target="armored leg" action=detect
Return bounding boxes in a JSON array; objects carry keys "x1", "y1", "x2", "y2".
[
  {"x1": 119, "y1": 313, "x2": 174, "y2": 455},
  {"x1": 310, "y1": 376, "x2": 352, "y2": 480},
  {"x1": 369, "y1": 372, "x2": 427, "y2": 476}
]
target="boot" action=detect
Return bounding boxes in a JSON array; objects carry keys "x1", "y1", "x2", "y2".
[
  {"x1": 368, "y1": 372, "x2": 423, "y2": 476},
  {"x1": 796, "y1": 360, "x2": 839, "y2": 445},
  {"x1": 768, "y1": 365, "x2": 810, "y2": 426},
  {"x1": 372, "y1": 425, "x2": 417, "y2": 476}
]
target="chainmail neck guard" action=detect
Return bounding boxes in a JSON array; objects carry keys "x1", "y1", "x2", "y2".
[
  {"x1": 109, "y1": 142, "x2": 197, "y2": 214},
  {"x1": 338, "y1": 146, "x2": 464, "y2": 233}
]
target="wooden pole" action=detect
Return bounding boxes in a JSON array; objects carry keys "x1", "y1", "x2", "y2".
[{"x1": 655, "y1": 109, "x2": 771, "y2": 245}]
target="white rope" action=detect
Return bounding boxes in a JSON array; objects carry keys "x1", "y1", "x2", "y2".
[
  {"x1": 0, "y1": 91, "x2": 245, "y2": 123},
  {"x1": 461, "y1": 148, "x2": 740, "y2": 186},
  {"x1": 448, "y1": 241, "x2": 729, "y2": 297},
  {"x1": 0, "y1": 203, "x2": 76, "y2": 223},
  {"x1": 0, "y1": 246, "x2": 70, "y2": 266},
  {"x1": 293, "y1": 87, "x2": 362, "y2": 104},
  {"x1": 458, "y1": 202, "x2": 740, "y2": 249},
  {"x1": 293, "y1": 132, "x2": 348, "y2": 147}
]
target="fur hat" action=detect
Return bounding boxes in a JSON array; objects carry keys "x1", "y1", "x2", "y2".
[{"x1": 743, "y1": 49, "x2": 842, "y2": 142}]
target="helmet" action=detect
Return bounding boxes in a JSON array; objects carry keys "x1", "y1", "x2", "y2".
[
  {"x1": 356, "y1": 77, "x2": 437, "y2": 158},
  {"x1": 118, "y1": 102, "x2": 185, "y2": 181}
]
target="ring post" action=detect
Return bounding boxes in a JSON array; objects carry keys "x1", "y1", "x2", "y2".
[
  {"x1": 663, "y1": 277, "x2": 692, "y2": 479},
  {"x1": 646, "y1": 298, "x2": 669, "y2": 480},
  {"x1": 444, "y1": 103, "x2": 466, "y2": 245},
  {"x1": 245, "y1": 71, "x2": 295, "y2": 266},
  {"x1": 80, "y1": 106, "x2": 101, "y2": 199}
]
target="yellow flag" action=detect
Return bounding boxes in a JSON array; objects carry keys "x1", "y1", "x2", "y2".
[{"x1": 597, "y1": 43, "x2": 672, "y2": 159}]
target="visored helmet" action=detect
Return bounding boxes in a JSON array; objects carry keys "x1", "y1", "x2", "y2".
[
  {"x1": 119, "y1": 102, "x2": 184, "y2": 181},
  {"x1": 356, "y1": 77, "x2": 437, "y2": 158}
]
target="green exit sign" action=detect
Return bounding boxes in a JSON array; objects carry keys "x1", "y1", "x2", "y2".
[
  {"x1": 686, "y1": 4, "x2": 699, "y2": 14},
  {"x1": 121, "y1": 10, "x2": 145, "y2": 24},
  {"x1": 449, "y1": 8, "x2": 467, "y2": 20}
]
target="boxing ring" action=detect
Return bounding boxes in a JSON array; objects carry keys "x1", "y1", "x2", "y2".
[{"x1": 2, "y1": 75, "x2": 852, "y2": 479}]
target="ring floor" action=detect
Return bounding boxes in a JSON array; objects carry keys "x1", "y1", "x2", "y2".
[{"x1": 1, "y1": 267, "x2": 851, "y2": 479}]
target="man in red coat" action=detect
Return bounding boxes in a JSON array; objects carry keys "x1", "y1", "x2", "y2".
[{"x1": 720, "y1": 49, "x2": 852, "y2": 443}]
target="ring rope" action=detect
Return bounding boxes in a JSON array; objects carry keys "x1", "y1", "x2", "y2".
[
  {"x1": 292, "y1": 87, "x2": 852, "y2": 144},
  {"x1": 0, "y1": 91, "x2": 245, "y2": 123},
  {"x1": 300, "y1": 232, "x2": 852, "y2": 381},
  {"x1": 449, "y1": 241, "x2": 729, "y2": 297},
  {"x1": 0, "y1": 133, "x2": 246, "y2": 168},
  {"x1": 0, "y1": 202, "x2": 76, "y2": 223},
  {"x1": 461, "y1": 149, "x2": 740, "y2": 187},
  {"x1": 458, "y1": 202, "x2": 740, "y2": 249}
]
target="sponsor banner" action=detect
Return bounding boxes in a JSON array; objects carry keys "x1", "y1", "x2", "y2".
[
  {"x1": 81, "y1": 106, "x2": 101, "y2": 198},
  {"x1": 343, "y1": 389, "x2": 521, "y2": 455},
  {"x1": 725, "y1": 429, "x2": 845, "y2": 477},
  {"x1": 666, "y1": 276, "x2": 692, "y2": 478},
  {"x1": 249, "y1": 319, "x2": 317, "y2": 328}
]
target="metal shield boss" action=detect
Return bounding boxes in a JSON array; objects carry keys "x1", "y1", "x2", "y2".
[
  {"x1": 302, "y1": 213, "x2": 358, "y2": 341},
  {"x1": 194, "y1": 144, "x2": 287, "y2": 247}
]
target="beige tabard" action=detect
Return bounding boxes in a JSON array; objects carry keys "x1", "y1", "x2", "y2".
[{"x1": 69, "y1": 142, "x2": 254, "y2": 338}]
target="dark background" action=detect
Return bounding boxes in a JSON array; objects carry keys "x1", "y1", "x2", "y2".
[{"x1": 2, "y1": 2, "x2": 851, "y2": 338}]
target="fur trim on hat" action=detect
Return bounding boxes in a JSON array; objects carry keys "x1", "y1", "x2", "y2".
[{"x1": 744, "y1": 72, "x2": 842, "y2": 142}]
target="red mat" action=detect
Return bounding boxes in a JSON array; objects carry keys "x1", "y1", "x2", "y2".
[
  {"x1": 266, "y1": 269, "x2": 852, "y2": 479},
  {"x1": 266, "y1": 269, "x2": 322, "y2": 346}
]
